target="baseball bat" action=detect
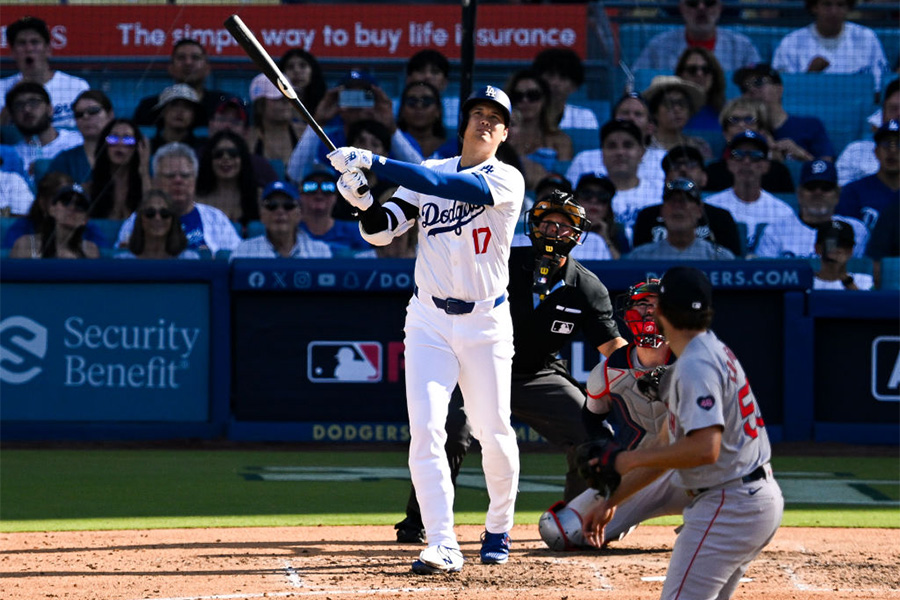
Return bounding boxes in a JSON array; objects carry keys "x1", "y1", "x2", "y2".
[{"x1": 224, "y1": 15, "x2": 369, "y2": 195}]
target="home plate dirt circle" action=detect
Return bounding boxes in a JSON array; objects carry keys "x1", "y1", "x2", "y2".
[{"x1": 1, "y1": 524, "x2": 898, "y2": 600}]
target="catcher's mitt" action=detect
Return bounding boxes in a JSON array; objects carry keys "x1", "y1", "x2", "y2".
[
  {"x1": 636, "y1": 365, "x2": 669, "y2": 402},
  {"x1": 575, "y1": 438, "x2": 623, "y2": 497}
]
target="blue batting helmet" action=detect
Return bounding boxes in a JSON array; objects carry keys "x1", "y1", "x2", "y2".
[{"x1": 459, "y1": 85, "x2": 512, "y2": 135}]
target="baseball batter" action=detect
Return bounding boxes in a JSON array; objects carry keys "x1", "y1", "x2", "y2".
[
  {"x1": 540, "y1": 279, "x2": 689, "y2": 550},
  {"x1": 329, "y1": 85, "x2": 525, "y2": 575},
  {"x1": 582, "y1": 267, "x2": 783, "y2": 599}
]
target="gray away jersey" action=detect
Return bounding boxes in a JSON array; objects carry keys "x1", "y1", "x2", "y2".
[{"x1": 662, "y1": 330, "x2": 772, "y2": 490}]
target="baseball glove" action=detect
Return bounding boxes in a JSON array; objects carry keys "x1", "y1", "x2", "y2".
[
  {"x1": 636, "y1": 365, "x2": 669, "y2": 402},
  {"x1": 575, "y1": 438, "x2": 623, "y2": 497}
]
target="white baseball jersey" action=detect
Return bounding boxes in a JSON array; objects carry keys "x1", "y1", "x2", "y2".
[
  {"x1": 705, "y1": 188, "x2": 797, "y2": 255},
  {"x1": 393, "y1": 156, "x2": 525, "y2": 301},
  {"x1": 836, "y1": 140, "x2": 879, "y2": 187},
  {"x1": 662, "y1": 330, "x2": 772, "y2": 490},
  {"x1": 772, "y1": 22, "x2": 888, "y2": 90},
  {"x1": 755, "y1": 213, "x2": 869, "y2": 258},
  {"x1": 565, "y1": 147, "x2": 667, "y2": 194},
  {"x1": 611, "y1": 178, "x2": 665, "y2": 245},
  {"x1": 0, "y1": 71, "x2": 90, "y2": 130}
]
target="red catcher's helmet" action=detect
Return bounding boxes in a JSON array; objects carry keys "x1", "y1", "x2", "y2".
[{"x1": 619, "y1": 279, "x2": 664, "y2": 348}]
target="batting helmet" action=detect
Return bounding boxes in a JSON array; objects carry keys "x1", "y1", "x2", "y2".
[
  {"x1": 617, "y1": 279, "x2": 664, "y2": 349},
  {"x1": 538, "y1": 501, "x2": 586, "y2": 551},
  {"x1": 458, "y1": 85, "x2": 512, "y2": 135}
]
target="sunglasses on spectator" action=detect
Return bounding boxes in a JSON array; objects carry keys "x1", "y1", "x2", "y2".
[
  {"x1": 662, "y1": 97, "x2": 689, "y2": 110},
  {"x1": 511, "y1": 89, "x2": 543, "y2": 103},
  {"x1": 142, "y1": 207, "x2": 174, "y2": 219},
  {"x1": 54, "y1": 194, "x2": 90, "y2": 212},
  {"x1": 11, "y1": 97, "x2": 45, "y2": 112},
  {"x1": 301, "y1": 180, "x2": 337, "y2": 194},
  {"x1": 684, "y1": 0, "x2": 718, "y2": 7},
  {"x1": 212, "y1": 147, "x2": 240, "y2": 159},
  {"x1": 726, "y1": 115, "x2": 758, "y2": 126},
  {"x1": 74, "y1": 105, "x2": 104, "y2": 119},
  {"x1": 742, "y1": 77, "x2": 773, "y2": 91},
  {"x1": 262, "y1": 199, "x2": 299, "y2": 211},
  {"x1": 681, "y1": 65, "x2": 711, "y2": 76},
  {"x1": 404, "y1": 96, "x2": 437, "y2": 109},
  {"x1": 106, "y1": 135, "x2": 137, "y2": 146},
  {"x1": 802, "y1": 181, "x2": 836, "y2": 192},
  {"x1": 729, "y1": 149, "x2": 767, "y2": 162}
]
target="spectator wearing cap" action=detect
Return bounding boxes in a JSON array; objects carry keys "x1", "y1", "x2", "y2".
[
  {"x1": 836, "y1": 120, "x2": 900, "y2": 232},
  {"x1": 278, "y1": 48, "x2": 328, "y2": 139},
  {"x1": 204, "y1": 97, "x2": 278, "y2": 189},
  {"x1": 772, "y1": 0, "x2": 888, "y2": 94},
  {"x1": 632, "y1": 0, "x2": 761, "y2": 72},
  {"x1": 133, "y1": 39, "x2": 228, "y2": 127},
  {"x1": 230, "y1": 181, "x2": 332, "y2": 259},
  {"x1": 0, "y1": 16, "x2": 89, "y2": 130},
  {"x1": 575, "y1": 174, "x2": 629, "y2": 259},
  {"x1": 837, "y1": 79, "x2": 899, "y2": 186},
  {"x1": 405, "y1": 49, "x2": 459, "y2": 131},
  {"x1": 297, "y1": 167, "x2": 373, "y2": 257},
  {"x1": 287, "y1": 69, "x2": 422, "y2": 183},
  {"x1": 756, "y1": 159, "x2": 868, "y2": 258},
  {"x1": 705, "y1": 130, "x2": 799, "y2": 255},
  {"x1": 531, "y1": 48, "x2": 600, "y2": 130},
  {"x1": 812, "y1": 220, "x2": 873, "y2": 290},
  {"x1": 599, "y1": 119, "x2": 663, "y2": 245},
  {"x1": 704, "y1": 97, "x2": 796, "y2": 193},
  {"x1": 3, "y1": 81, "x2": 83, "y2": 185},
  {"x1": 626, "y1": 178, "x2": 735, "y2": 260},
  {"x1": 149, "y1": 84, "x2": 206, "y2": 156},
  {"x1": 511, "y1": 173, "x2": 614, "y2": 260},
  {"x1": 10, "y1": 183, "x2": 99, "y2": 259},
  {"x1": 247, "y1": 73, "x2": 299, "y2": 170},
  {"x1": 566, "y1": 92, "x2": 667, "y2": 195},
  {"x1": 633, "y1": 145, "x2": 743, "y2": 256},
  {"x1": 735, "y1": 63, "x2": 834, "y2": 161},
  {"x1": 115, "y1": 142, "x2": 241, "y2": 255},
  {"x1": 642, "y1": 75, "x2": 712, "y2": 159},
  {"x1": 47, "y1": 90, "x2": 115, "y2": 185}
]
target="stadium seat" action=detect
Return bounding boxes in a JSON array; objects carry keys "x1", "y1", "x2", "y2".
[
  {"x1": 269, "y1": 159, "x2": 286, "y2": 181},
  {"x1": 245, "y1": 220, "x2": 265, "y2": 239},
  {"x1": 32, "y1": 159, "x2": 53, "y2": 187},
  {"x1": 215, "y1": 249, "x2": 233, "y2": 260},
  {"x1": 617, "y1": 23, "x2": 679, "y2": 67},
  {"x1": 729, "y1": 25, "x2": 792, "y2": 63},
  {"x1": 1, "y1": 124, "x2": 23, "y2": 145},
  {"x1": 874, "y1": 28, "x2": 900, "y2": 70},
  {"x1": 773, "y1": 193, "x2": 799, "y2": 215},
  {"x1": 90, "y1": 219, "x2": 125, "y2": 249},
  {"x1": 0, "y1": 217, "x2": 17, "y2": 248},
  {"x1": 880, "y1": 257, "x2": 900, "y2": 290}
]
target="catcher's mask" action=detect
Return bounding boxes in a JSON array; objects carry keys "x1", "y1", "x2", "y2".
[
  {"x1": 526, "y1": 189, "x2": 591, "y2": 297},
  {"x1": 617, "y1": 279, "x2": 664, "y2": 348}
]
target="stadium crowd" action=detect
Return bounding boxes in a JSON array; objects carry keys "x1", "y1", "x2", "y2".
[{"x1": 1, "y1": 3, "x2": 898, "y2": 290}]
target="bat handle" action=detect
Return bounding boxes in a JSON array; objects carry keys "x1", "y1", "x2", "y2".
[{"x1": 357, "y1": 184, "x2": 369, "y2": 195}]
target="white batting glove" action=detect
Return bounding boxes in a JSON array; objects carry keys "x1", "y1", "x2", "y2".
[
  {"x1": 328, "y1": 147, "x2": 373, "y2": 172},
  {"x1": 337, "y1": 168, "x2": 374, "y2": 211}
]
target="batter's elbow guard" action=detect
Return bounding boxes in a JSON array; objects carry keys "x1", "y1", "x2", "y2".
[{"x1": 582, "y1": 403, "x2": 612, "y2": 440}]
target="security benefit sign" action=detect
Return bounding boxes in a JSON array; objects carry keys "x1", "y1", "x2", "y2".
[{"x1": 0, "y1": 283, "x2": 209, "y2": 421}]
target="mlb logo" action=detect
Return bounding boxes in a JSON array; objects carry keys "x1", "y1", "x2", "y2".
[
  {"x1": 308, "y1": 342, "x2": 382, "y2": 383},
  {"x1": 551, "y1": 320, "x2": 574, "y2": 335},
  {"x1": 872, "y1": 336, "x2": 900, "y2": 401}
]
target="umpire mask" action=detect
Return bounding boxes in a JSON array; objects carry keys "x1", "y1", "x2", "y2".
[{"x1": 526, "y1": 189, "x2": 591, "y2": 299}]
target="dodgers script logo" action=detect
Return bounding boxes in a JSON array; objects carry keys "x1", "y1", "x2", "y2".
[
  {"x1": 421, "y1": 201, "x2": 486, "y2": 236},
  {"x1": 0, "y1": 316, "x2": 48, "y2": 385}
]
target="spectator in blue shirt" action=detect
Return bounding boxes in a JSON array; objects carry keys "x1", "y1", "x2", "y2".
[
  {"x1": 837, "y1": 120, "x2": 899, "y2": 232},
  {"x1": 735, "y1": 63, "x2": 834, "y2": 161},
  {"x1": 48, "y1": 90, "x2": 114, "y2": 185}
]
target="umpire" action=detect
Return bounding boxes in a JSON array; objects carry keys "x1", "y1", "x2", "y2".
[{"x1": 396, "y1": 189, "x2": 627, "y2": 542}]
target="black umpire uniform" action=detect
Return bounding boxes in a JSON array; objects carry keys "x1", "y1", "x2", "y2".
[{"x1": 397, "y1": 244, "x2": 623, "y2": 540}]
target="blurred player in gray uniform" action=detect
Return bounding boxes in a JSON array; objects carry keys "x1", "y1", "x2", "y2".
[
  {"x1": 329, "y1": 85, "x2": 525, "y2": 574},
  {"x1": 582, "y1": 266, "x2": 783, "y2": 599},
  {"x1": 539, "y1": 279, "x2": 688, "y2": 550},
  {"x1": 395, "y1": 190, "x2": 627, "y2": 545}
]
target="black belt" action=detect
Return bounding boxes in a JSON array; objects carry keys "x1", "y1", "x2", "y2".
[
  {"x1": 693, "y1": 465, "x2": 768, "y2": 495},
  {"x1": 415, "y1": 286, "x2": 506, "y2": 315}
]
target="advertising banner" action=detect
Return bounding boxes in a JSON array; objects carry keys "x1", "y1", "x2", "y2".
[
  {"x1": 0, "y1": 283, "x2": 210, "y2": 422},
  {"x1": 0, "y1": 5, "x2": 587, "y2": 61}
]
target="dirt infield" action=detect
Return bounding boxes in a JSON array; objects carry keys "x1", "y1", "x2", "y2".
[{"x1": 2, "y1": 525, "x2": 898, "y2": 600}]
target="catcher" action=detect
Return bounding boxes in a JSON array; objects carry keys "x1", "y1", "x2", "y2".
[{"x1": 539, "y1": 279, "x2": 688, "y2": 550}]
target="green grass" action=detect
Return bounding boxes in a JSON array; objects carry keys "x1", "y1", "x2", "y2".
[{"x1": 1, "y1": 449, "x2": 897, "y2": 532}]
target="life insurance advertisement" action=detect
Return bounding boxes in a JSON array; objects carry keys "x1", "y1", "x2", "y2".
[{"x1": 0, "y1": 283, "x2": 210, "y2": 421}]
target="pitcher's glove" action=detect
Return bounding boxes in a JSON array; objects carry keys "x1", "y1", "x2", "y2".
[
  {"x1": 636, "y1": 365, "x2": 668, "y2": 402},
  {"x1": 575, "y1": 438, "x2": 623, "y2": 497}
]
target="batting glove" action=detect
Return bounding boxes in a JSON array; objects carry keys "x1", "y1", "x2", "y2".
[
  {"x1": 328, "y1": 147, "x2": 373, "y2": 172},
  {"x1": 337, "y1": 168, "x2": 374, "y2": 211}
]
